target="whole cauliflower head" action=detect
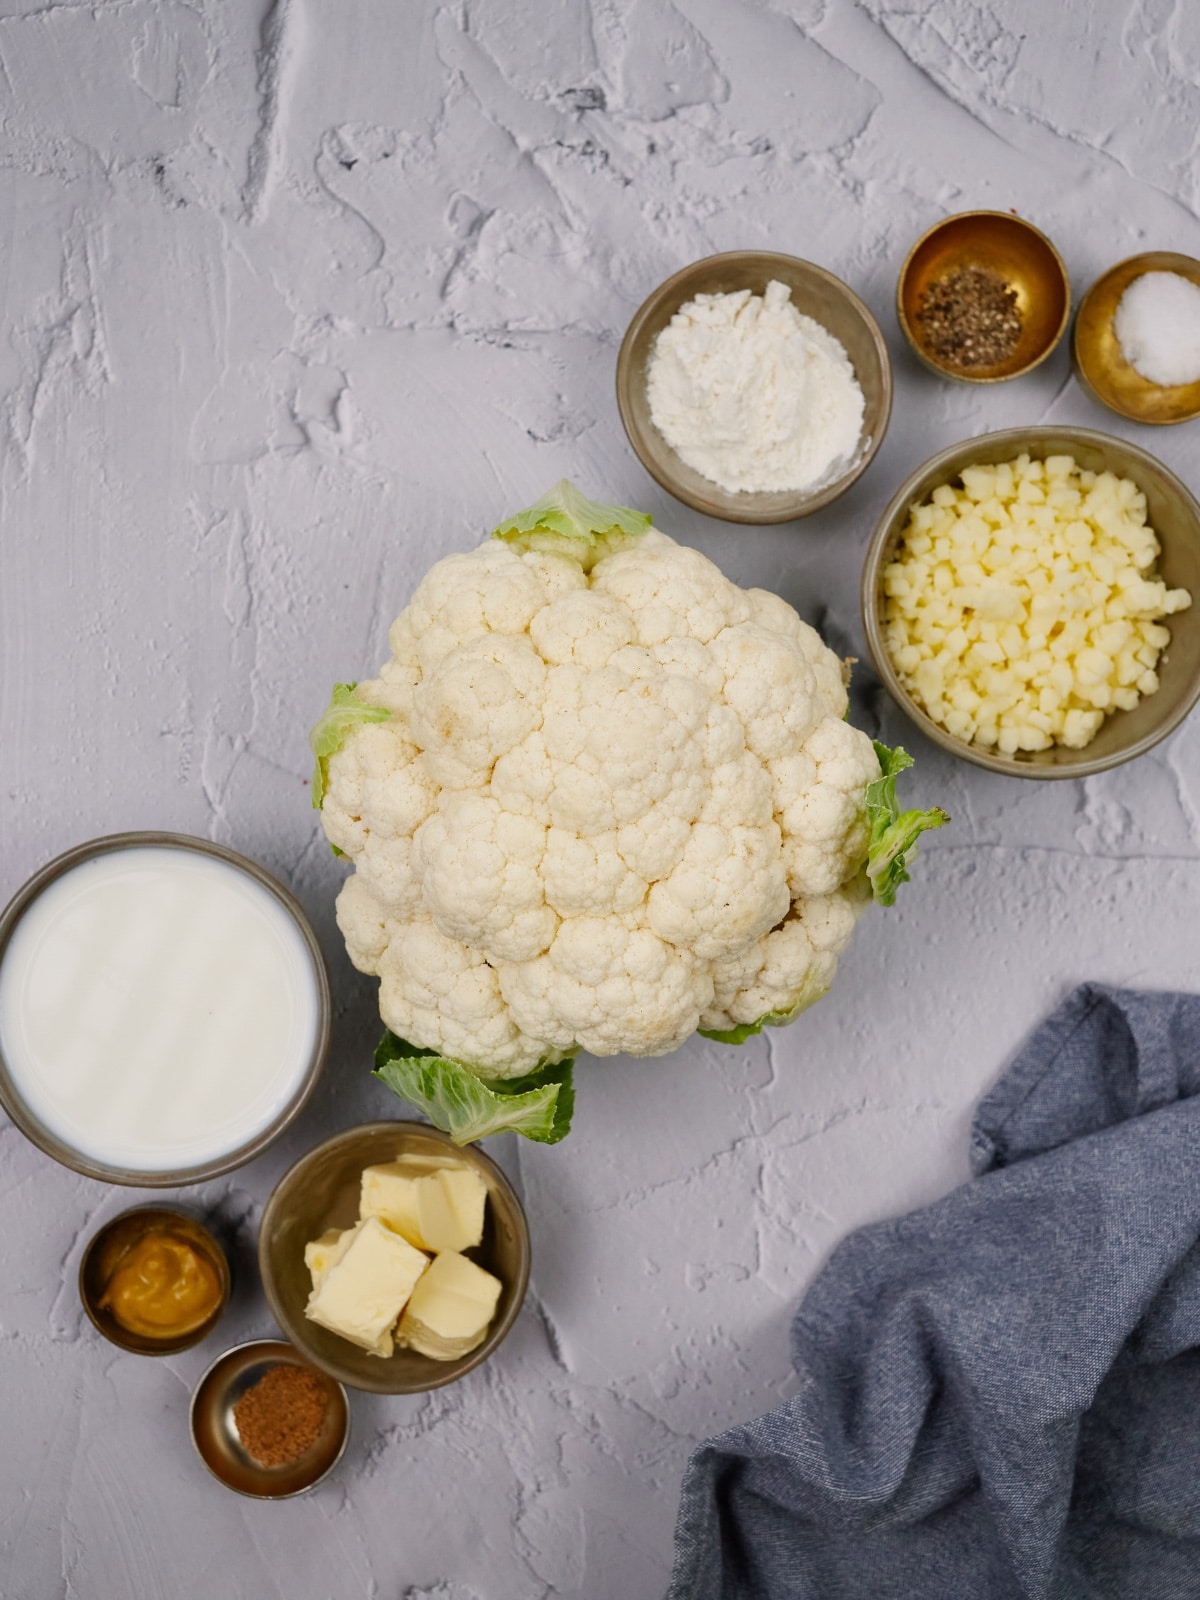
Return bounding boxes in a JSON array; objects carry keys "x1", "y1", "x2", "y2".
[{"x1": 314, "y1": 485, "x2": 938, "y2": 1092}]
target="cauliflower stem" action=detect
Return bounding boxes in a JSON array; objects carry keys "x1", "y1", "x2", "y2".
[{"x1": 311, "y1": 481, "x2": 949, "y2": 1144}]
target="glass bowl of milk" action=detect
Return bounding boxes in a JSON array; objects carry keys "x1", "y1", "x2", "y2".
[{"x1": 0, "y1": 834, "x2": 331, "y2": 1185}]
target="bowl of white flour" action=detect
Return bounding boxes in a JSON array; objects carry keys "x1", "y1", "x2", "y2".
[{"x1": 617, "y1": 251, "x2": 892, "y2": 523}]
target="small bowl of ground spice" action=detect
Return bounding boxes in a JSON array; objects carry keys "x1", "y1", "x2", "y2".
[
  {"x1": 190, "y1": 1338, "x2": 349, "y2": 1498},
  {"x1": 897, "y1": 211, "x2": 1070, "y2": 383}
]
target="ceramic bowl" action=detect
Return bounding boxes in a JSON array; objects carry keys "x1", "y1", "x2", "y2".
[
  {"x1": 1074, "y1": 252, "x2": 1200, "y2": 425},
  {"x1": 190, "y1": 1339, "x2": 349, "y2": 1498},
  {"x1": 616, "y1": 250, "x2": 892, "y2": 523},
  {"x1": 79, "y1": 1205, "x2": 231, "y2": 1355},
  {"x1": 861, "y1": 426, "x2": 1200, "y2": 778},
  {"x1": 259, "y1": 1121, "x2": 531, "y2": 1394},
  {"x1": 0, "y1": 832, "x2": 331, "y2": 1186},
  {"x1": 897, "y1": 211, "x2": 1070, "y2": 383}
]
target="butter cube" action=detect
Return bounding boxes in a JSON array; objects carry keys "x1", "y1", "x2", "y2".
[
  {"x1": 396, "y1": 1251, "x2": 502, "y2": 1362},
  {"x1": 304, "y1": 1227, "x2": 353, "y2": 1289},
  {"x1": 305, "y1": 1216, "x2": 429, "y2": 1358},
  {"x1": 360, "y1": 1160, "x2": 487, "y2": 1254},
  {"x1": 436, "y1": 1167, "x2": 488, "y2": 1250}
]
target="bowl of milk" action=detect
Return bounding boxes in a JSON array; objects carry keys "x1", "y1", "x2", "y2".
[{"x1": 0, "y1": 834, "x2": 331, "y2": 1185}]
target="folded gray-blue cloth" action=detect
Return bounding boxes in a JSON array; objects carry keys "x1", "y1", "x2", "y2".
[{"x1": 668, "y1": 984, "x2": 1200, "y2": 1599}]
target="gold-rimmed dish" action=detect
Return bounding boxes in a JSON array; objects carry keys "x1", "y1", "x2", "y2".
[
  {"x1": 1074, "y1": 252, "x2": 1200, "y2": 425},
  {"x1": 80, "y1": 1205, "x2": 231, "y2": 1356},
  {"x1": 897, "y1": 211, "x2": 1070, "y2": 383},
  {"x1": 258, "y1": 1121, "x2": 530, "y2": 1395},
  {"x1": 616, "y1": 250, "x2": 892, "y2": 524},
  {"x1": 190, "y1": 1339, "x2": 349, "y2": 1498},
  {"x1": 861, "y1": 426, "x2": 1200, "y2": 778}
]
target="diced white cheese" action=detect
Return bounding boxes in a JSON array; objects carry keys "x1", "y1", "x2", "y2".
[{"x1": 883, "y1": 453, "x2": 1192, "y2": 755}]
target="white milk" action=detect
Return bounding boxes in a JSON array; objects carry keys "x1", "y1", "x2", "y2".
[{"x1": 0, "y1": 846, "x2": 322, "y2": 1172}]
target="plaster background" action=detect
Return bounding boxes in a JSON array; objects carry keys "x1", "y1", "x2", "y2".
[{"x1": 3, "y1": 2, "x2": 1199, "y2": 1596}]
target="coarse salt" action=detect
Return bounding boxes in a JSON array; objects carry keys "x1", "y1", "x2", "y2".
[
  {"x1": 645, "y1": 279, "x2": 865, "y2": 496},
  {"x1": 1113, "y1": 270, "x2": 1200, "y2": 388}
]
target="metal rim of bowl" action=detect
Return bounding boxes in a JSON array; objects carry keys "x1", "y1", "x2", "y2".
[
  {"x1": 1072, "y1": 251, "x2": 1200, "y2": 425},
  {"x1": 189, "y1": 1337, "x2": 350, "y2": 1499},
  {"x1": 860, "y1": 425, "x2": 1200, "y2": 779},
  {"x1": 895, "y1": 210, "x2": 1071, "y2": 385},
  {"x1": 257, "y1": 1119, "x2": 532, "y2": 1395},
  {"x1": 0, "y1": 832, "x2": 332, "y2": 1186},
  {"x1": 79, "y1": 1202, "x2": 232, "y2": 1355},
  {"x1": 616, "y1": 250, "x2": 893, "y2": 524}
]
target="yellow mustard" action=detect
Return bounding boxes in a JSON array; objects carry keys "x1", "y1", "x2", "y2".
[{"x1": 98, "y1": 1232, "x2": 222, "y2": 1339}]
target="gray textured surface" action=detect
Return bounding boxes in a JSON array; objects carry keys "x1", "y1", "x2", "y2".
[{"x1": 2, "y1": 3, "x2": 1199, "y2": 1597}]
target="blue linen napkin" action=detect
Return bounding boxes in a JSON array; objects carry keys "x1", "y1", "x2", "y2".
[{"x1": 668, "y1": 984, "x2": 1200, "y2": 1599}]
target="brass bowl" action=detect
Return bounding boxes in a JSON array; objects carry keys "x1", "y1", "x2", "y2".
[
  {"x1": 1074, "y1": 252, "x2": 1200, "y2": 425},
  {"x1": 259, "y1": 1121, "x2": 531, "y2": 1395},
  {"x1": 79, "y1": 1205, "x2": 231, "y2": 1355},
  {"x1": 616, "y1": 250, "x2": 892, "y2": 524},
  {"x1": 861, "y1": 426, "x2": 1200, "y2": 779},
  {"x1": 190, "y1": 1339, "x2": 349, "y2": 1498},
  {"x1": 897, "y1": 211, "x2": 1070, "y2": 383}
]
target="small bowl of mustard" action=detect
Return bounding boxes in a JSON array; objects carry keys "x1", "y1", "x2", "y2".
[
  {"x1": 79, "y1": 1205, "x2": 230, "y2": 1355},
  {"x1": 897, "y1": 211, "x2": 1070, "y2": 383}
]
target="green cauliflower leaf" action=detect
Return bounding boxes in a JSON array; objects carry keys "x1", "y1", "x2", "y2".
[
  {"x1": 492, "y1": 479, "x2": 651, "y2": 570},
  {"x1": 309, "y1": 683, "x2": 390, "y2": 810},
  {"x1": 699, "y1": 966, "x2": 830, "y2": 1045},
  {"x1": 374, "y1": 1031, "x2": 575, "y2": 1145},
  {"x1": 866, "y1": 741, "x2": 949, "y2": 906}
]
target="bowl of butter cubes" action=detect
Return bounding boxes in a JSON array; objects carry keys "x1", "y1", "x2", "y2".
[
  {"x1": 861, "y1": 426, "x2": 1200, "y2": 777},
  {"x1": 258, "y1": 1121, "x2": 531, "y2": 1393}
]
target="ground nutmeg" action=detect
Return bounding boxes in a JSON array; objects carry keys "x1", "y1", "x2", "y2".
[
  {"x1": 232, "y1": 1362, "x2": 328, "y2": 1469},
  {"x1": 917, "y1": 266, "x2": 1022, "y2": 368}
]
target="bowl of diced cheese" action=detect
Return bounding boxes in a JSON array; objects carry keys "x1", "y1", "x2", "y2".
[
  {"x1": 861, "y1": 426, "x2": 1200, "y2": 777},
  {"x1": 258, "y1": 1121, "x2": 530, "y2": 1393}
]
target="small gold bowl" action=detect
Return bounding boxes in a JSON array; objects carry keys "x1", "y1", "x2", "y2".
[
  {"x1": 190, "y1": 1339, "x2": 349, "y2": 1498},
  {"x1": 259, "y1": 1121, "x2": 531, "y2": 1395},
  {"x1": 1074, "y1": 252, "x2": 1200, "y2": 425},
  {"x1": 616, "y1": 250, "x2": 892, "y2": 524},
  {"x1": 861, "y1": 426, "x2": 1200, "y2": 779},
  {"x1": 897, "y1": 211, "x2": 1070, "y2": 383},
  {"x1": 79, "y1": 1205, "x2": 230, "y2": 1356}
]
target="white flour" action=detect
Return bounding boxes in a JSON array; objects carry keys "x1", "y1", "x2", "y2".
[{"x1": 646, "y1": 279, "x2": 865, "y2": 495}]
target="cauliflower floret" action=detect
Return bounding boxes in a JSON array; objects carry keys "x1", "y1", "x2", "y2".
[
  {"x1": 702, "y1": 880, "x2": 868, "y2": 1033},
  {"x1": 591, "y1": 533, "x2": 753, "y2": 645},
  {"x1": 406, "y1": 540, "x2": 551, "y2": 673},
  {"x1": 314, "y1": 490, "x2": 937, "y2": 1086},
  {"x1": 335, "y1": 874, "x2": 395, "y2": 975},
  {"x1": 498, "y1": 913, "x2": 714, "y2": 1059},
  {"x1": 770, "y1": 718, "x2": 881, "y2": 897},
  {"x1": 709, "y1": 623, "x2": 830, "y2": 760},
  {"x1": 378, "y1": 919, "x2": 556, "y2": 1078},
  {"x1": 411, "y1": 633, "x2": 546, "y2": 790},
  {"x1": 414, "y1": 793, "x2": 556, "y2": 963}
]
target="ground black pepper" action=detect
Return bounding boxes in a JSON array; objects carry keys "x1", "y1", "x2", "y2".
[
  {"x1": 916, "y1": 266, "x2": 1022, "y2": 369},
  {"x1": 233, "y1": 1363, "x2": 328, "y2": 1469}
]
